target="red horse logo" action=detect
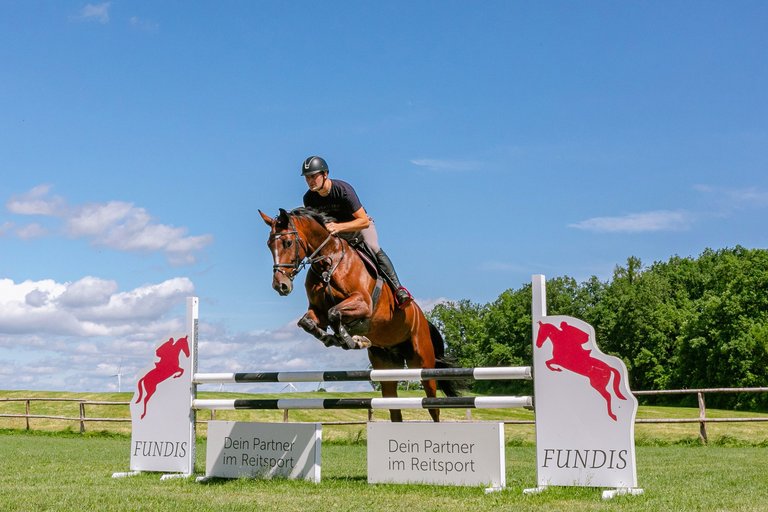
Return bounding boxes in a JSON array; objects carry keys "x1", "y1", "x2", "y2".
[
  {"x1": 135, "y1": 336, "x2": 190, "y2": 419},
  {"x1": 536, "y1": 321, "x2": 627, "y2": 421}
]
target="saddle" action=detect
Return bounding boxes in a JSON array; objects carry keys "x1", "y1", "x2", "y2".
[
  {"x1": 339, "y1": 234, "x2": 385, "y2": 320},
  {"x1": 343, "y1": 233, "x2": 380, "y2": 278}
]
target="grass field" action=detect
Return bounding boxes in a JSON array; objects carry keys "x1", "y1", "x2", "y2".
[
  {"x1": 2, "y1": 390, "x2": 768, "y2": 511},
  {"x1": 1, "y1": 429, "x2": 768, "y2": 512}
]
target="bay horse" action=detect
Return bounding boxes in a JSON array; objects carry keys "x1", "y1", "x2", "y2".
[
  {"x1": 135, "y1": 336, "x2": 190, "y2": 420},
  {"x1": 536, "y1": 320, "x2": 627, "y2": 421},
  {"x1": 259, "y1": 207, "x2": 458, "y2": 422}
]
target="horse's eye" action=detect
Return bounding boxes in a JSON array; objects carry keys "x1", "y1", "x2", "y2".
[{"x1": 283, "y1": 239, "x2": 293, "y2": 249}]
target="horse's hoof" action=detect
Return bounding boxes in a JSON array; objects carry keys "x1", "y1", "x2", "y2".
[
  {"x1": 352, "y1": 336, "x2": 372, "y2": 349},
  {"x1": 327, "y1": 308, "x2": 341, "y2": 323}
]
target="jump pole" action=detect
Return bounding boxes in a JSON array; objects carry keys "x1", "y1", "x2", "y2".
[{"x1": 192, "y1": 396, "x2": 533, "y2": 411}]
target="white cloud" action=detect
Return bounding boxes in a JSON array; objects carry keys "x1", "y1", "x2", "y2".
[
  {"x1": 0, "y1": 282, "x2": 450, "y2": 393},
  {"x1": 6, "y1": 184, "x2": 65, "y2": 216},
  {"x1": 25, "y1": 289, "x2": 50, "y2": 308},
  {"x1": 74, "y1": 2, "x2": 111, "y2": 24},
  {"x1": 410, "y1": 158, "x2": 483, "y2": 172},
  {"x1": 66, "y1": 201, "x2": 135, "y2": 237},
  {"x1": 569, "y1": 210, "x2": 695, "y2": 233},
  {"x1": 5, "y1": 185, "x2": 213, "y2": 265},
  {"x1": 416, "y1": 297, "x2": 451, "y2": 314},
  {"x1": 129, "y1": 16, "x2": 159, "y2": 32},
  {"x1": 71, "y1": 277, "x2": 194, "y2": 323},
  {"x1": 66, "y1": 201, "x2": 213, "y2": 264},
  {"x1": 569, "y1": 185, "x2": 768, "y2": 236},
  {"x1": 58, "y1": 276, "x2": 118, "y2": 308},
  {"x1": 0, "y1": 309, "x2": 374, "y2": 393},
  {"x1": 0, "y1": 276, "x2": 193, "y2": 337},
  {"x1": 731, "y1": 187, "x2": 768, "y2": 206},
  {"x1": 15, "y1": 223, "x2": 48, "y2": 239},
  {"x1": 694, "y1": 184, "x2": 768, "y2": 209}
]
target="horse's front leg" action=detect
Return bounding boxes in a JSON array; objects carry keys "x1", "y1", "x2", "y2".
[
  {"x1": 327, "y1": 292, "x2": 373, "y2": 350},
  {"x1": 328, "y1": 292, "x2": 370, "y2": 323},
  {"x1": 297, "y1": 309, "x2": 341, "y2": 348},
  {"x1": 545, "y1": 359, "x2": 563, "y2": 372},
  {"x1": 172, "y1": 368, "x2": 184, "y2": 378}
]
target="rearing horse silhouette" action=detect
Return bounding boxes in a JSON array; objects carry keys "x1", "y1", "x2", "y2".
[
  {"x1": 135, "y1": 336, "x2": 190, "y2": 419},
  {"x1": 259, "y1": 207, "x2": 458, "y2": 422},
  {"x1": 536, "y1": 321, "x2": 627, "y2": 421}
]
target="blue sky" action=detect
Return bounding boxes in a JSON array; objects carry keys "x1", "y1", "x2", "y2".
[{"x1": 1, "y1": 1, "x2": 766, "y2": 392}]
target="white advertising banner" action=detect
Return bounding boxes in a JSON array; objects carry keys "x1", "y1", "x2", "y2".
[
  {"x1": 205, "y1": 421, "x2": 321, "y2": 482},
  {"x1": 532, "y1": 275, "x2": 638, "y2": 488},
  {"x1": 128, "y1": 297, "x2": 198, "y2": 474},
  {"x1": 367, "y1": 422, "x2": 505, "y2": 488}
]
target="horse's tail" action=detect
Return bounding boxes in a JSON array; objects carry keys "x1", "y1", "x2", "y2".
[
  {"x1": 135, "y1": 378, "x2": 144, "y2": 404},
  {"x1": 611, "y1": 366, "x2": 627, "y2": 400},
  {"x1": 429, "y1": 321, "x2": 461, "y2": 397}
]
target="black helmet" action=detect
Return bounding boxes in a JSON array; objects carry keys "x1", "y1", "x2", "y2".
[{"x1": 301, "y1": 156, "x2": 329, "y2": 176}]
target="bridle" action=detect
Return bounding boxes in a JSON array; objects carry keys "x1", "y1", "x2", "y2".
[{"x1": 270, "y1": 216, "x2": 345, "y2": 284}]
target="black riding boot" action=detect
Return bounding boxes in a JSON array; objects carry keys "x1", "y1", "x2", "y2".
[{"x1": 375, "y1": 249, "x2": 412, "y2": 307}]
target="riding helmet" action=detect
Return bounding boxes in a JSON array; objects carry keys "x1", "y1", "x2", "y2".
[{"x1": 301, "y1": 156, "x2": 329, "y2": 176}]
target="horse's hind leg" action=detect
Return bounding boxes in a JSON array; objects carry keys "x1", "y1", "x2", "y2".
[
  {"x1": 588, "y1": 366, "x2": 616, "y2": 421},
  {"x1": 381, "y1": 381, "x2": 403, "y2": 422},
  {"x1": 406, "y1": 351, "x2": 439, "y2": 422},
  {"x1": 406, "y1": 325, "x2": 441, "y2": 422},
  {"x1": 368, "y1": 346, "x2": 404, "y2": 422},
  {"x1": 140, "y1": 382, "x2": 157, "y2": 419},
  {"x1": 611, "y1": 367, "x2": 627, "y2": 400},
  {"x1": 422, "y1": 380, "x2": 439, "y2": 422}
]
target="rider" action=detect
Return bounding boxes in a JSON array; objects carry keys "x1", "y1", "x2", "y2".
[{"x1": 301, "y1": 155, "x2": 413, "y2": 307}]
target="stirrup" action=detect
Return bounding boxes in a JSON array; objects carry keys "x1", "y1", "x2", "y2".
[{"x1": 395, "y1": 287, "x2": 413, "y2": 309}]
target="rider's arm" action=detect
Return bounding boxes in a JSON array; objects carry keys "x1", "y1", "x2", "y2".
[{"x1": 326, "y1": 207, "x2": 370, "y2": 235}]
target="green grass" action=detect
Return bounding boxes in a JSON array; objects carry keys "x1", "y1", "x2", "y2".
[
  {"x1": 2, "y1": 389, "x2": 768, "y2": 511},
  {"x1": 2, "y1": 390, "x2": 767, "y2": 510},
  {"x1": 1, "y1": 429, "x2": 767, "y2": 511}
]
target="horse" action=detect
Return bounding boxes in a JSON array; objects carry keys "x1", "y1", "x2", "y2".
[
  {"x1": 536, "y1": 320, "x2": 627, "y2": 421},
  {"x1": 135, "y1": 336, "x2": 190, "y2": 419},
  {"x1": 259, "y1": 207, "x2": 459, "y2": 422}
]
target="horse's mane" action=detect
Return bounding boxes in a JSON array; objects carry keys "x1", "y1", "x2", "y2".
[{"x1": 287, "y1": 207, "x2": 337, "y2": 227}]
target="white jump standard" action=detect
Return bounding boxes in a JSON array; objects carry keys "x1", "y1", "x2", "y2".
[{"x1": 115, "y1": 275, "x2": 643, "y2": 499}]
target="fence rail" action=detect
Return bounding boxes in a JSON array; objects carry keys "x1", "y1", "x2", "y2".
[
  {"x1": 2, "y1": 387, "x2": 767, "y2": 443},
  {"x1": 0, "y1": 397, "x2": 133, "y2": 433}
]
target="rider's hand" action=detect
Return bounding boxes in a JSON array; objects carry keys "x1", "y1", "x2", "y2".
[{"x1": 326, "y1": 222, "x2": 339, "y2": 235}]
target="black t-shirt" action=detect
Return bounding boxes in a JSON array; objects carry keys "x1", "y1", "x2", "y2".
[{"x1": 303, "y1": 179, "x2": 364, "y2": 222}]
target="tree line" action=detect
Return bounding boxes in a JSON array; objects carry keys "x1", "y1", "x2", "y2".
[{"x1": 427, "y1": 246, "x2": 768, "y2": 411}]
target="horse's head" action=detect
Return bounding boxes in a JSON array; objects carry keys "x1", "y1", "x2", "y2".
[
  {"x1": 176, "y1": 335, "x2": 190, "y2": 357},
  {"x1": 259, "y1": 208, "x2": 304, "y2": 296},
  {"x1": 535, "y1": 321, "x2": 551, "y2": 348}
]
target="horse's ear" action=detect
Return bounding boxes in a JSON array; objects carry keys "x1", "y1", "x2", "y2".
[
  {"x1": 258, "y1": 210, "x2": 274, "y2": 227},
  {"x1": 276, "y1": 208, "x2": 290, "y2": 228}
]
